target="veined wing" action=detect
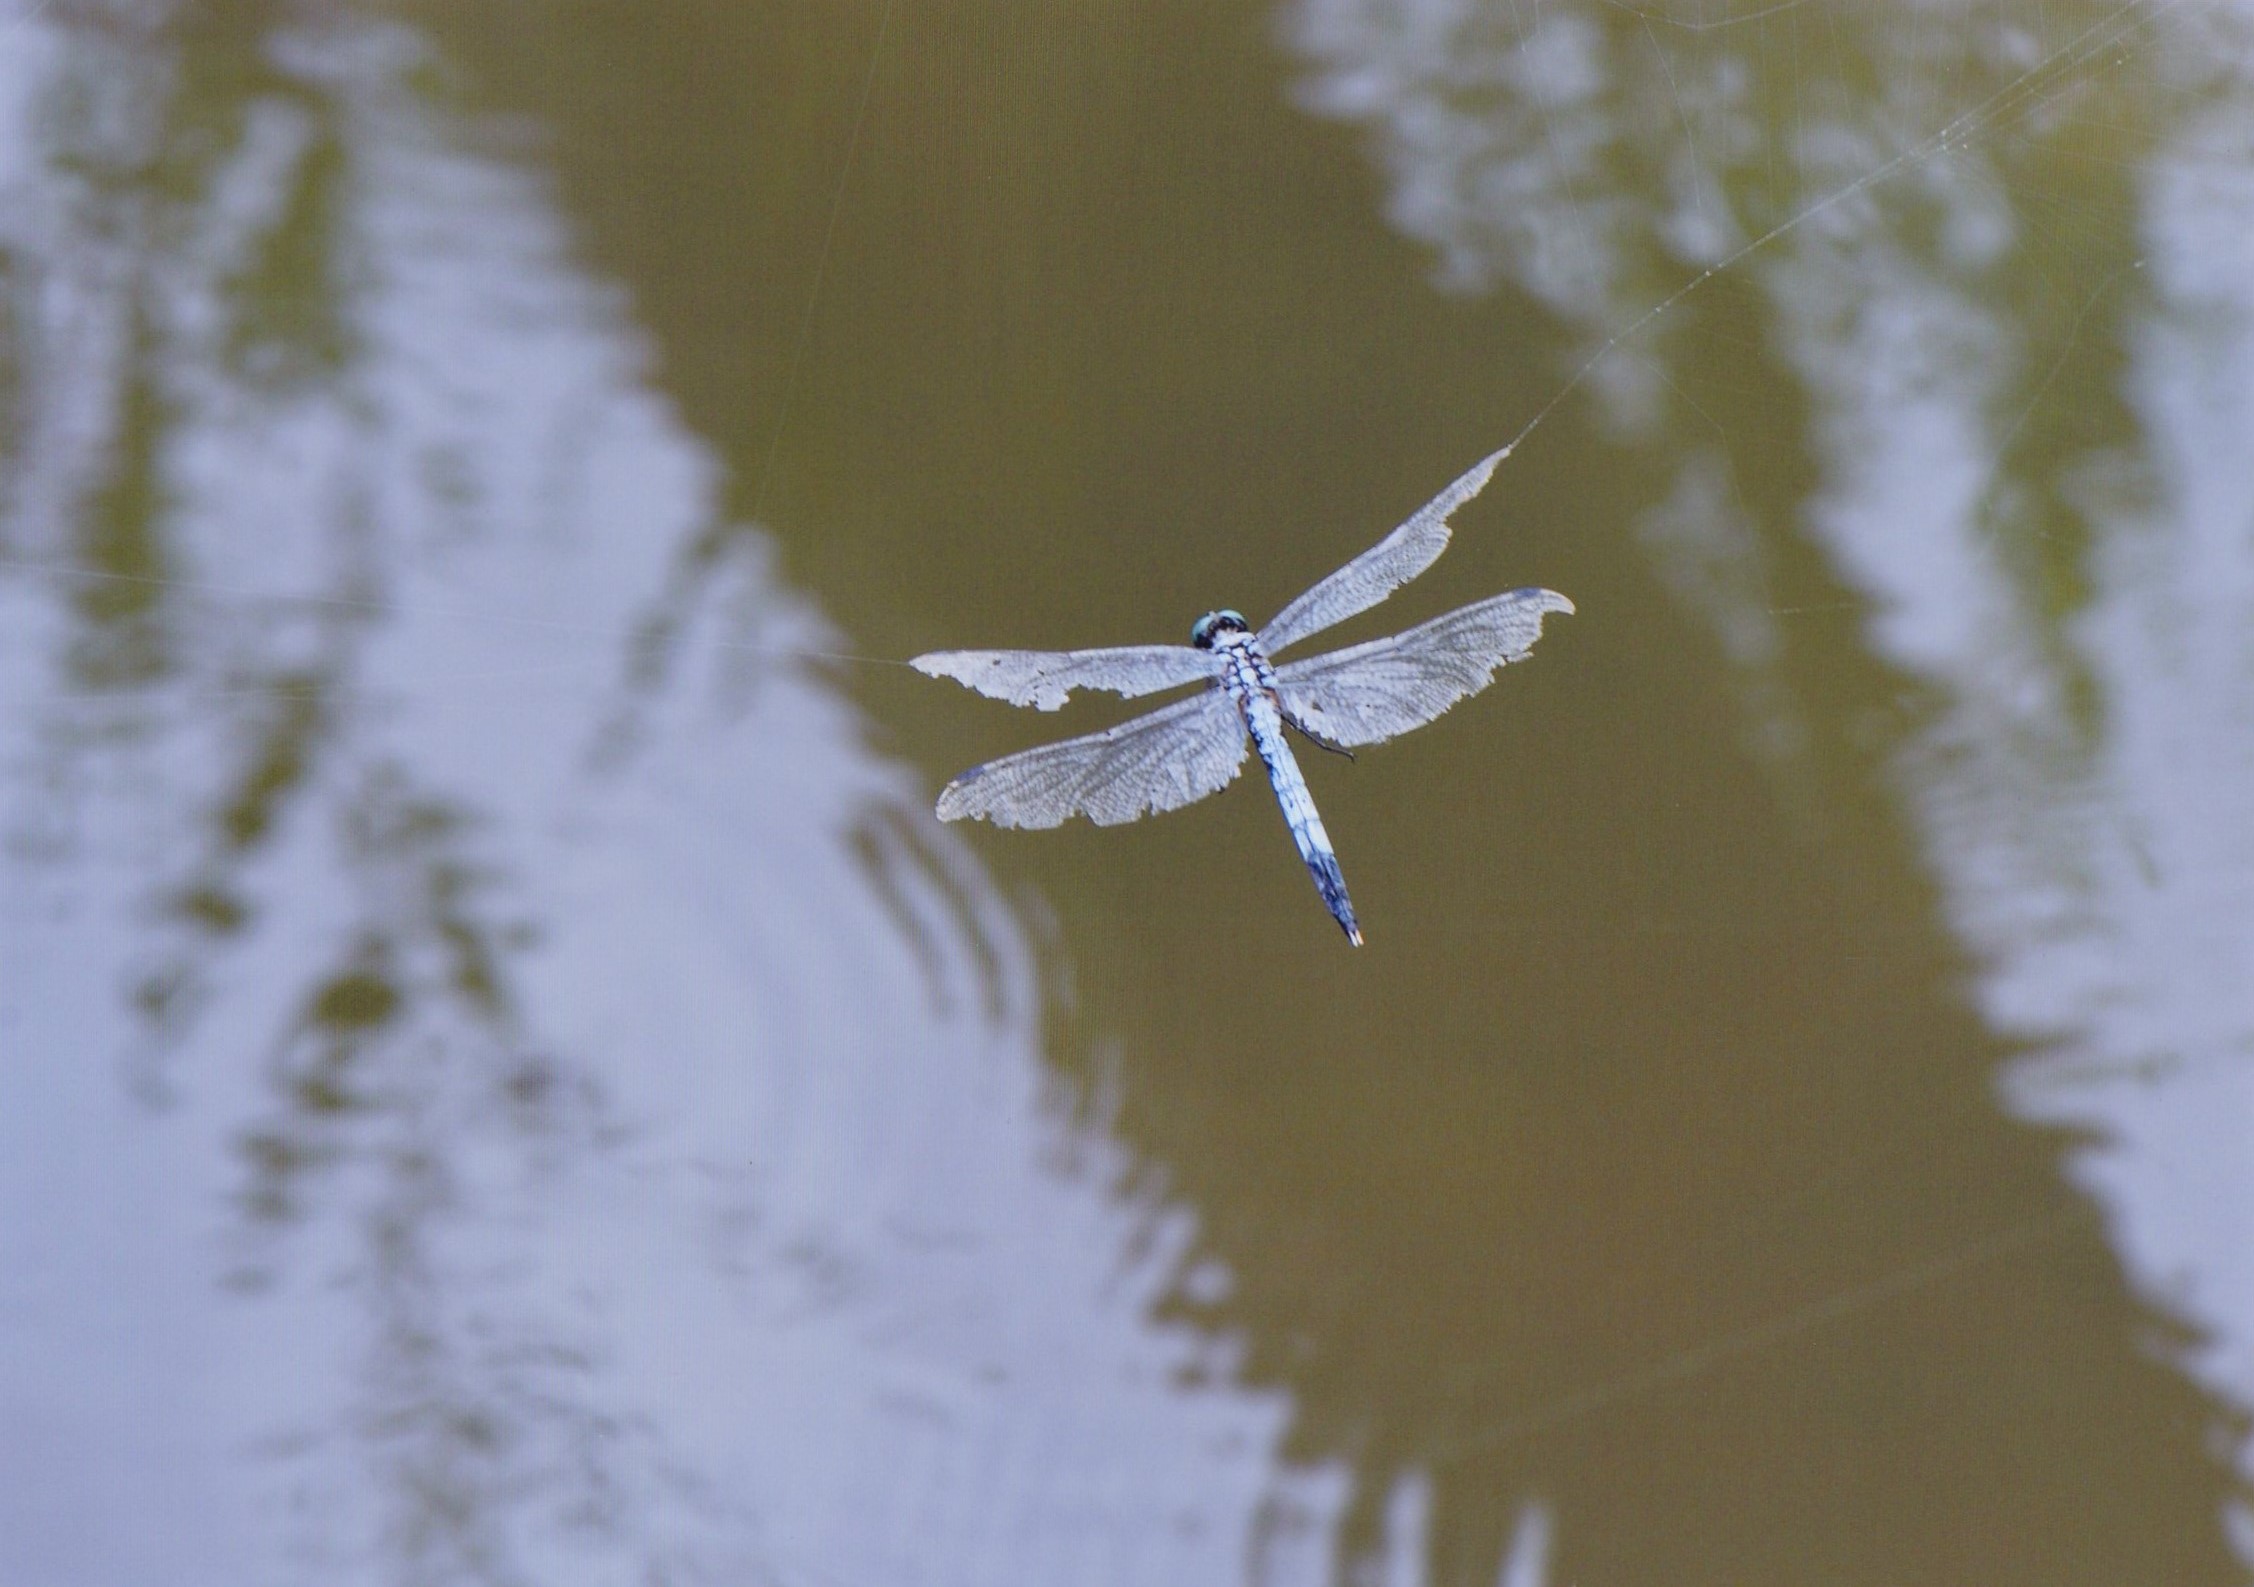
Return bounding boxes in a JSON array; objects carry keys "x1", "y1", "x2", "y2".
[
  {"x1": 1258, "y1": 448, "x2": 1509, "y2": 657},
  {"x1": 934, "y1": 689, "x2": 1248, "y2": 828},
  {"x1": 1275, "y1": 588, "x2": 1573, "y2": 748},
  {"x1": 911, "y1": 644, "x2": 1217, "y2": 711}
]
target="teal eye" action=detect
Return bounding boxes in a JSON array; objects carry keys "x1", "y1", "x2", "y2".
[{"x1": 1191, "y1": 609, "x2": 1246, "y2": 649}]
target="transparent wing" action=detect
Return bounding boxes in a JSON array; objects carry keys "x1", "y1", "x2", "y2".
[
  {"x1": 1258, "y1": 448, "x2": 1509, "y2": 656},
  {"x1": 934, "y1": 689, "x2": 1248, "y2": 828},
  {"x1": 1274, "y1": 588, "x2": 1573, "y2": 748},
  {"x1": 911, "y1": 644, "x2": 1218, "y2": 711}
]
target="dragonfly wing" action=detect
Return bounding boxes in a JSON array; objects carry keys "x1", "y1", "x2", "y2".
[
  {"x1": 1258, "y1": 448, "x2": 1509, "y2": 657},
  {"x1": 934, "y1": 689, "x2": 1249, "y2": 828},
  {"x1": 911, "y1": 644, "x2": 1218, "y2": 711},
  {"x1": 1274, "y1": 588, "x2": 1573, "y2": 747}
]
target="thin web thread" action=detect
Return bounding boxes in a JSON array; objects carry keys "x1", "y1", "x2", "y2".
[
  {"x1": 1428, "y1": 1203, "x2": 2096, "y2": 1461},
  {"x1": 1482, "y1": 0, "x2": 2177, "y2": 473},
  {"x1": 0, "y1": 553, "x2": 909, "y2": 670},
  {"x1": 746, "y1": 0, "x2": 897, "y2": 530}
]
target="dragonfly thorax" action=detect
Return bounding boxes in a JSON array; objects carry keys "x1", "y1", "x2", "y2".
[{"x1": 1190, "y1": 609, "x2": 1250, "y2": 649}]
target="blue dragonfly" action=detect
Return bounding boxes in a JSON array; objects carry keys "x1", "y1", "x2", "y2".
[{"x1": 912, "y1": 450, "x2": 1572, "y2": 945}]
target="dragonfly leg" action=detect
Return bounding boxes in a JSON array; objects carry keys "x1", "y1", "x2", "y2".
[{"x1": 1281, "y1": 708, "x2": 1356, "y2": 762}]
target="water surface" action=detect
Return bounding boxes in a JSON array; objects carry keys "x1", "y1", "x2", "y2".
[{"x1": 3, "y1": 2, "x2": 2251, "y2": 1583}]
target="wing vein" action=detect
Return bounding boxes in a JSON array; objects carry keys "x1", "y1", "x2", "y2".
[
  {"x1": 934, "y1": 689, "x2": 1249, "y2": 828},
  {"x1": 911, "y1": 643, "x2": 1217, "y2": 711},
  {"x1": 1274, "y1": 588, "x2": 1573, "y2": 747},
  {"x1": 1259, "y1": 448, "x2": 1509, "y2": 656}
]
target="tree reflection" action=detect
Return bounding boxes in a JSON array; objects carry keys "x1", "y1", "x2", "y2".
[
  {"x1": 7, "y1": 7, "x2": 762, "y2": 1578},
  {"x1": 18, "y1": 0, "x2": 2252, "y2": 1583},
  {"x1": 1288, "y1": 0, "x2": 2254, "y2": 1579},
  {"x1": 5, "y1": 7, "x2": 1299, "y2": 1584}
]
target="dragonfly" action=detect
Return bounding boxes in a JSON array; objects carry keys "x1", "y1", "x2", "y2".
[{"x1": 912, "y1": 449, "x2": 1572, "y2": 945}]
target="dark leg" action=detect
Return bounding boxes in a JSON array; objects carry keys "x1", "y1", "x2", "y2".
[{"x1": 1283, "y1": 710, "x2": 1356, "y2": 761}]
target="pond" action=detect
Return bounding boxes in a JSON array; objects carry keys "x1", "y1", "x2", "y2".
[{"x1": 3, "y1": 2, "x2": 2251, "y2": 1583}]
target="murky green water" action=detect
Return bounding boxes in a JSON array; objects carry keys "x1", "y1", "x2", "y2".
[{"x1": 5, "y1": 2, "x2": 2252, "y2": 1583}]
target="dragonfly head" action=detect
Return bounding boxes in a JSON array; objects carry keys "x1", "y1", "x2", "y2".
[{"x1": 1190, "y1": 609, "x2": 1248, "y2": 649}]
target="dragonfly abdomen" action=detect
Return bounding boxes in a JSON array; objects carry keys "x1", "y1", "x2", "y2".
[{"x1": 1219, "y1": 637, "x2": 1364, "y2": 946}]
